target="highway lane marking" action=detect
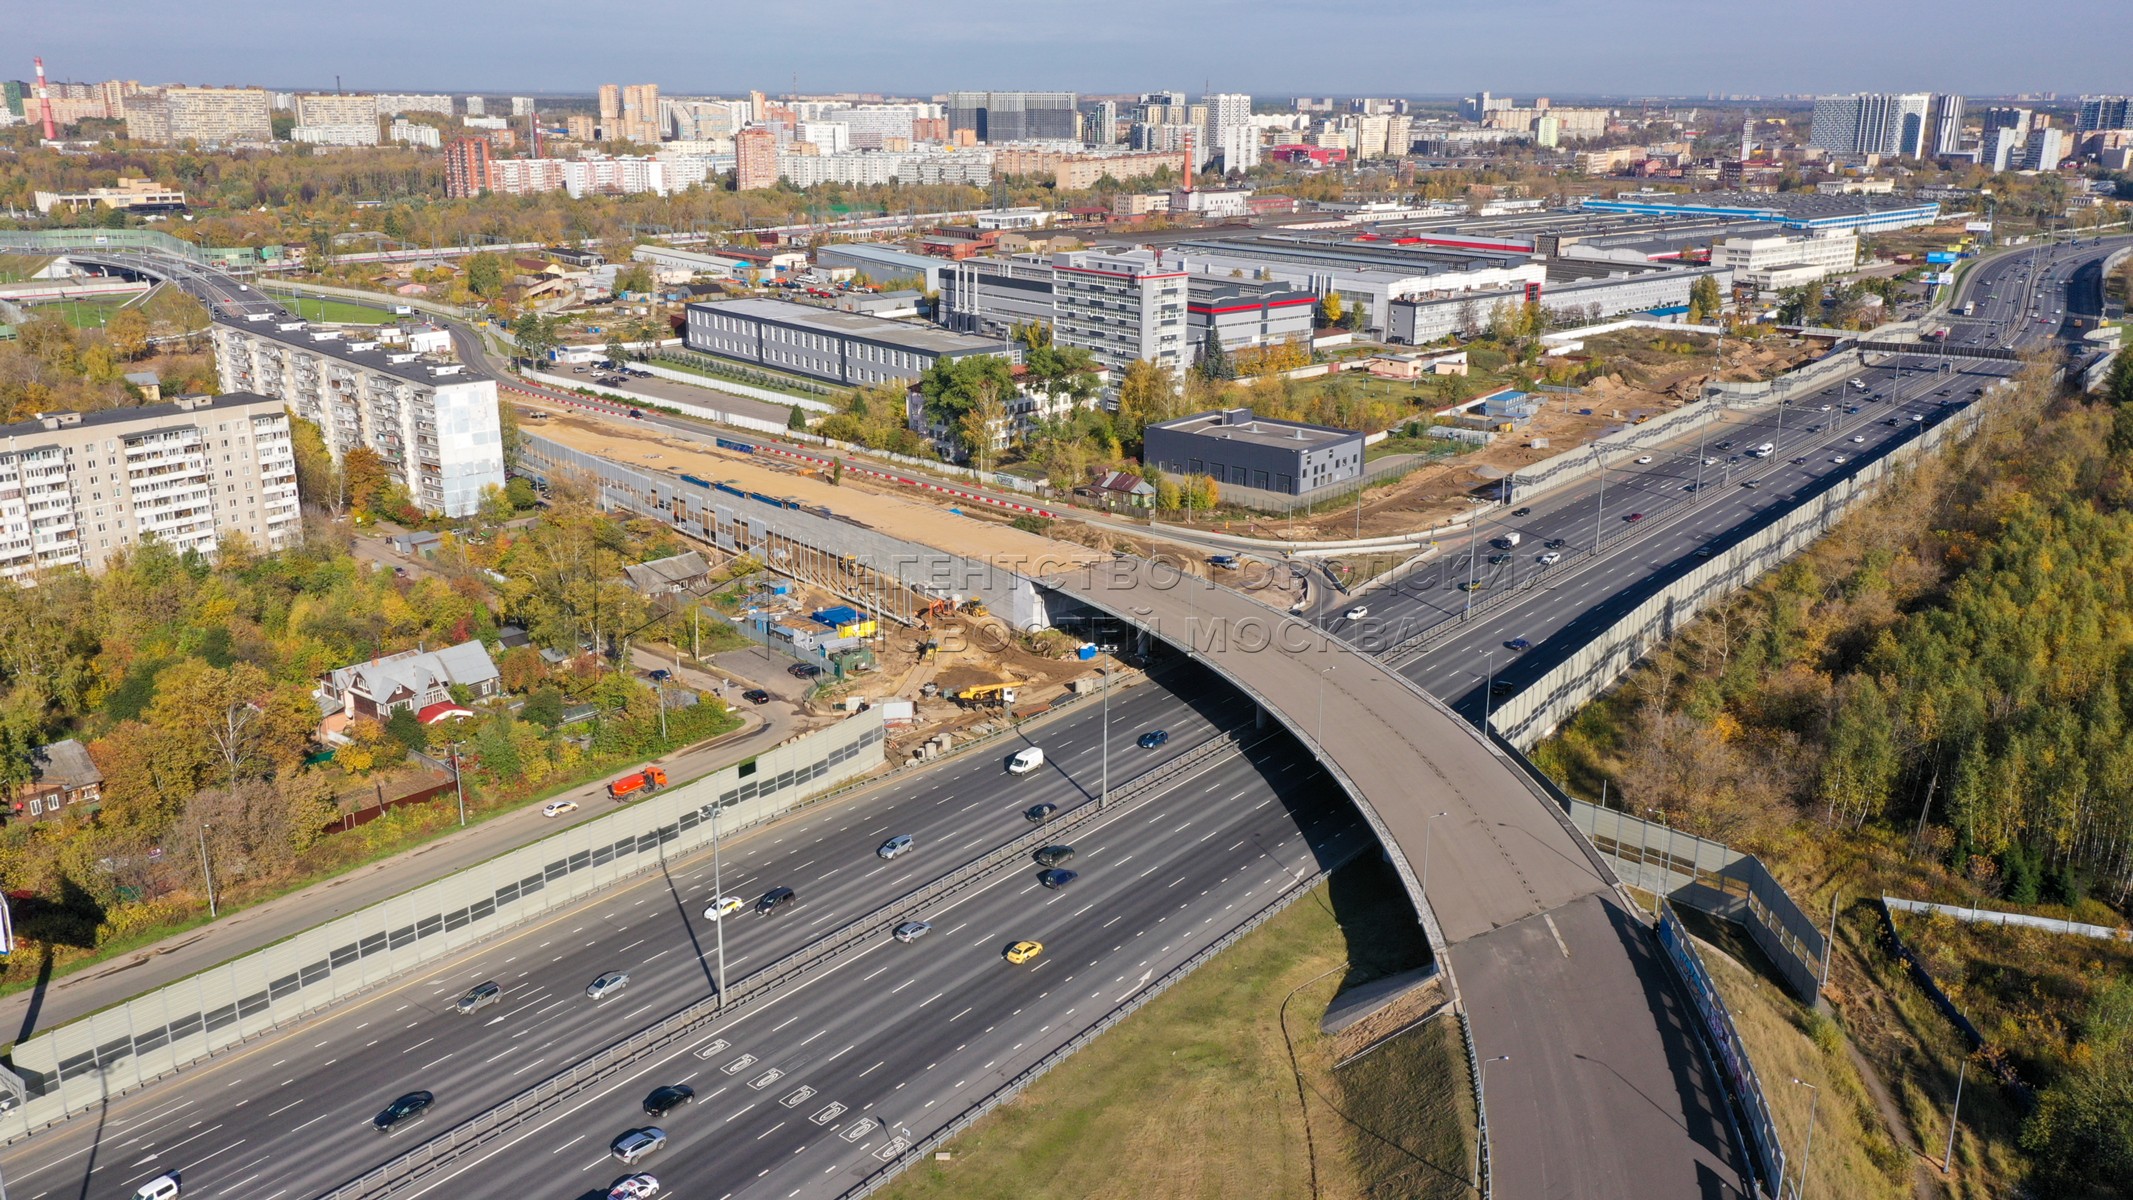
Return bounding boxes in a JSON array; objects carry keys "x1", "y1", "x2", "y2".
[{"x1": 1543, "y1": 914, "x2": 1572, "y2": 959}]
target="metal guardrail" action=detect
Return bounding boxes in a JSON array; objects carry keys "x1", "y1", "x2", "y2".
[
  {"x1": 1459, "y1": 1007, "x2": 1489, "y2": 1200},
  {"x1": 312, "y1": 727, "x2": 1262, "y2": 1200},
  {"x1": 836, "y1": 845, "x2": 1358, "y2": 1199}
]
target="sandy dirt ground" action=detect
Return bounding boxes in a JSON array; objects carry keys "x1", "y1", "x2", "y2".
[
  {"x1": 526, "y1": 404, "x2": 1112, "y2": 576},
  {"x1": 1207, "y1": 335, "x2": 1819, "y2": 542}
]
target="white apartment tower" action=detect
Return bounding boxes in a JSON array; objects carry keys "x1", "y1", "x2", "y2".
[
  {"x1": 213, "y1": 319, "x2": 504, "y2": 518},
  {"x1": 0, "y1": 393, "x2": 301, "y2": 582},
  {"x1": 1051, "y1": 248, "x2": 1192, "y2": 392}
]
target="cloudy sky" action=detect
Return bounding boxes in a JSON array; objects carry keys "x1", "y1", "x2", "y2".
[{"x1": 19, "y1": 0, "x2": 2129, "y2": 97}]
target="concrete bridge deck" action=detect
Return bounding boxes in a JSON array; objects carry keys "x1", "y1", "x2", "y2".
[{"x1": 1048, "y1": 557, "x2": 1747, "y2": 1200}]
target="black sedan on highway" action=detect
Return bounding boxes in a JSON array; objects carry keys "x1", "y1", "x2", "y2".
[{"x1": 373, "y1": 1090, "x2": 434, "y2": 1133}]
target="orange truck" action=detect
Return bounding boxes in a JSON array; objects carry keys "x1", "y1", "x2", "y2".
[{"x1": 607, "y1": 767, "x2": 668, "y2": 801}]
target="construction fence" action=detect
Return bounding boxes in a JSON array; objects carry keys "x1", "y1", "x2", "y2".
[{"x1": 0, "y1": 713, "x2": 884, "y2": 1143}]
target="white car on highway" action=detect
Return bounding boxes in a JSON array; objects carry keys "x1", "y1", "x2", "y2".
[
  {"x1": 1344, "y1": 605, "x2": 1369, "y2": 621},
  {"x1": 1831, "y1": 455, "x2": 1849, "y2": 464},
  {"x1": 703, "y1": 896, "x2": 744, "y2": 921},
  {"x1": 542, "y1": 800, "x2": 579, "y2": 818},
  {"x1": 1851, "y1": 435, "x2": 1865, "y2": 443},
  {"x1": 1538, "y1": 551, "x2": 1562, "y2": 565},
  {"x1": 1635, "y1": 455, "x2": 1654, "y2": 465}
]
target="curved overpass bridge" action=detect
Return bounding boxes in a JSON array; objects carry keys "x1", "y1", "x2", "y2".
[{"x1": 1045, "y1": 558, "x2": 1746, "y2": 1200}]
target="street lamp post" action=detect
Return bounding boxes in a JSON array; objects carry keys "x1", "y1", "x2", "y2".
[
  {"x1": 1316, "y1": 665, "x2": 1335, "y2": 750},
  {"x1": 198, "y1": 824, "x2": 217, "y2": 919},
  {"x1": 1592, "y1": 447, "x2": 1607, "y2": 555},
  {"x1": 1475, "y1": 1054, "x2": 1511, "y2": 1190},
  {"x1": 1942, "y1": 1054, "x2": 1969, "y2": 1174},
  {"x1": 1789, "y1": 1077, "x2": 1821, "y2": 1200},
  {"x1": 711, "y1": 799, "x2": 727, "y2": 1008},
  {"x1": 1100, "y1": 668, "x2": 1112, "y2": 807},
  {"x1": 1482, "y1": 650, "x2": 1496, "y2": 732},
  {"x1": 449, "y1": 742, "x2": 466, "y2": 827},
  {"x1": 1422, "y1": 810, "x2": 1450, "y2": 896}
]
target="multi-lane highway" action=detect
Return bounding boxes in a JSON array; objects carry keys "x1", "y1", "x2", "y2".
[
  {"x1": 11, "y1": 233, "x2": 2120, "y2": 1200},
  {"x1": 1326, "y1": 238, "x2": 2130, "y2": 715},
  {"x1": 2, "y1": 667, "x2": 1369, "y2": 1200}
]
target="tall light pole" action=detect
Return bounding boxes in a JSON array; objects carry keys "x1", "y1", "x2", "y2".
[
  {"x1": 1100, "y1": 668, "x2": 1112, "y2": 807},
  {"x1": 1789, "y1": 1077, "x2": 1821, "y2": 1200},
  {"x1": 1464, "y1": 511, "x2": 1485, "y2": 618},
  {"x1": 449, "y1": 742, "x2": 466, "y2": 827},
  {"x1": 1591, "y1": 447, "x2": 1607, "y2": 555},
  {"x1": 1316, "y1": 665, "x2": 1335, "y2": 751},
  {"x1": 1482, "y1": 650, "x2": 1496, "y2": 732},
  {"x1": 711, "y1": 799, "x2": 727, "y2": 1008},
  {"x1": 198, "y1": 824, "x2": 217, "y2": 919},
  {"x1": 1475, "y1": 1054, "x2": 1511, "y2": 1190},
  {"x1": 1941, "y1": 1054, "x2": 1969, "y2": 1174},
  {"x1": 1422, "y1": 810, "x2": 1450, "y2": 896}
]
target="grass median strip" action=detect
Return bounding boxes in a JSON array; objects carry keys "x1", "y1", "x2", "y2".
[{"x1": 873, "y1": 856, "x2": 1472, "y2": 1200}]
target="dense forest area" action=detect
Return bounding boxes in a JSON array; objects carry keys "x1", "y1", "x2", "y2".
[
  {"x1": 1538, "y1": 352, "x2": 2133, "y2": 1192},
  {"x1": 0, "y1": 304, "x2": 218, "y2": 425},
  {"x1": 0, "y1": 484, "x2": 736, "y2": 986}
]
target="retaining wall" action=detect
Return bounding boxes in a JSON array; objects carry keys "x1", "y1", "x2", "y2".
[
  {"x1": 1491, "y1": 384, "x2": 1994, "y2": 752},
  {"x1": 0, "y1": 714, "x2": 884, "y2": 1142}
]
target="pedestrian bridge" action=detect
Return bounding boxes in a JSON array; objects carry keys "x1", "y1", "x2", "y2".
[{"x1": 1043, "y1": 557, "x2": 1746, "y2": 1200}]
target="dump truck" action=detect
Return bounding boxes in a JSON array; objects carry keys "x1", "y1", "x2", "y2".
[
  {"x1": 607, "y1": 766, "x2": 668, "y2": 800},
  {"x1": 955, "y1": 680, "x2": 1024, "y2": 707}
]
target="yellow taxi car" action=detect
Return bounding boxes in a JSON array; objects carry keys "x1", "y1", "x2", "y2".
[{"x1": 1005, "y1": 940, "x2": 1044, "y2": 965}]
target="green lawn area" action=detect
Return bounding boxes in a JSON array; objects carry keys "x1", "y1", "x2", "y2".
[
  {"x1": 873, "y1": 856, "x2": 1471, "y2": 1200},
  {"x1": 29, "y1": 293, "x2": 139, "y2": 330},
  {"x1": 279, "y1": 294, "x2": 392, "y2": 324}
]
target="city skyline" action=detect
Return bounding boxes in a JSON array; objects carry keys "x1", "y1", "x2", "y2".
[{"x1": 19, "y1": 0, "x2": 2132, "y2": 97}]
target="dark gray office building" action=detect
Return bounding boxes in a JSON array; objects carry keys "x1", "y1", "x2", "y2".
[
  {"x1": 682, "y1": 298, "x2": 1007, "y2": 388},
  {"x1": 946, "y1": 91, "x2": 1079, "y2": 143},
  {"x1": 1143, "y1": 407, "x2": 1364, "y2": 497}
]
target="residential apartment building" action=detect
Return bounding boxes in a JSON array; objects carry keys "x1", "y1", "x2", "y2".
[
  {"x1": 294, "y1": 92, "x2": 379, "y2": 135},
  {"x1": 1051, "y1": 247, "x2": 1191, "y2": 384},
  {"x1": 0, "y1": 393, "x2": 301, "y2": 582},
  {"x1": 735, "y1": 126, "x2": 779, "y2": 190},
  {"x1": 989, "y1": 146, "x2": 1188, "y2": 189},
  {"x1": 1809, "y1": 92, "x2": 1931, "y2": 157},
  {"x1": 490, "y1": 157, "x2": 568, "y2": 196},
  {"x1": 390, "y1": 119, "x2": 441, "y2": 149},
  {"x1": 2024, "y1": 127, "x2": 2066, "y2": 172},
  {"x1": 947, "y1": 91, "x2": 1079, "y2": 142},
  {"x1": 1930, "y1": 93, "x2": 1966, "y2": 158},
  {"x1": 213, "y1": 320, "x2": 503, "y2": 518},
  {"x1": 774, "y1": 149, "x2": 991, "y2": 188},
  {"x1": 2078, "y1": 96, "x2": 2133, "y2": 132},
  {"x1": 682, "y1": 298, "x2": 1008, "y2": 388},
  {"x1": 375, "y1": 93, "x2": 453, "y2": 117},
  {"x1": 123, "y1": 87, "x2": 273, "y2": 145}
]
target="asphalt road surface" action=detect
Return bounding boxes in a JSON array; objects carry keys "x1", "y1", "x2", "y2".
[{"x1": 2, "y1": 669, "x2": 1344, "y2": 1200}]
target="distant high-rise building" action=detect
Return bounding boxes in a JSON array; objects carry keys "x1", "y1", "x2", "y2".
[
  {"x1": 735, "y1": 126, "x2": 779, "y2": 190},
  {"x1": 946, "y1": 91, "x2": 1078, "y2": 142},
  {"x1": 2024, "y1": 126, "x2": 2065, "y2": 171},
  {"x1": 1808, "y1": 93, "x2": 1930, "y2": 157},
  {"x1": 2078, "y1": 96, "x2": 2133, "y2": 132},
  {"x1": 510, "y1": 96, "x2": 535, "y2": 117},
  {"x1": 1203, "y1": 92, "x2": 1253, "y2": 169},
  {"x1": 293, "y1": 92, "x2": 380, "y2": 145},
  {"x1": 124, "y1": 87, "x2": 273, "y2": 145},
  {"x1": 1986, "y1": 126, "x2": 2023, "y2": 172},
  {"x1": 464, "y1": 95, "x2": 485, "y2": 116},
  {"x1": 445, "y1": 137, "x2": 494, "y2": 198},
  {"x1": 620, "y1": 83, "x2": 661, "y2": 143},
  {"x1": 374, "y1": 94, "x2": 453, "y2": 117},
  {"x1": 1080, "y1": 99, "x2": 1118, "y2": 146},
  {"x1": 1929, "y1": 93, "x2": 1965, "y2": 157},
  {"x1": 598, "y1": 83, "x2": 621, "y2": 131}
]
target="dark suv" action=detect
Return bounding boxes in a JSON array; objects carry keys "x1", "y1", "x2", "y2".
[
  {"x1": 756, "y1": 886, "x2": 797, "y2": 915},
  {"x1": 644, "y1": 1084, "x2": 696, "y2": 1117}
]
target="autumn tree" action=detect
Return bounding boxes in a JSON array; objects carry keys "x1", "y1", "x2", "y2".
[
  {"x1": 342, "y1": 446, "x2": 391, "y2": 514},
  {"x1": 106, "y1": 308, "x2": 152, "y2": 360}
]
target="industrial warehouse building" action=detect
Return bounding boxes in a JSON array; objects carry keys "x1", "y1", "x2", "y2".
[
  {"x1": 682, "y1": 298, "x2": 1009, "y2": 388},
  {"x1": 1386, "y1": 263, "x2": 1735, "y2": 344},
  {"x1": 1143, "y1": 407, "x2": 1365, "y2": 497}
]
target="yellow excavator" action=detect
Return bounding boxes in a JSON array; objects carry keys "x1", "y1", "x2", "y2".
[{"x1": 954, "y1": 679, "x2": 1027, "y2": 707}]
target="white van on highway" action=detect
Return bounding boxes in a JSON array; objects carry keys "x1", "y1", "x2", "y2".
[{"x1": 1008, "y1": 747, "x2": 1045, "y2": 775}]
